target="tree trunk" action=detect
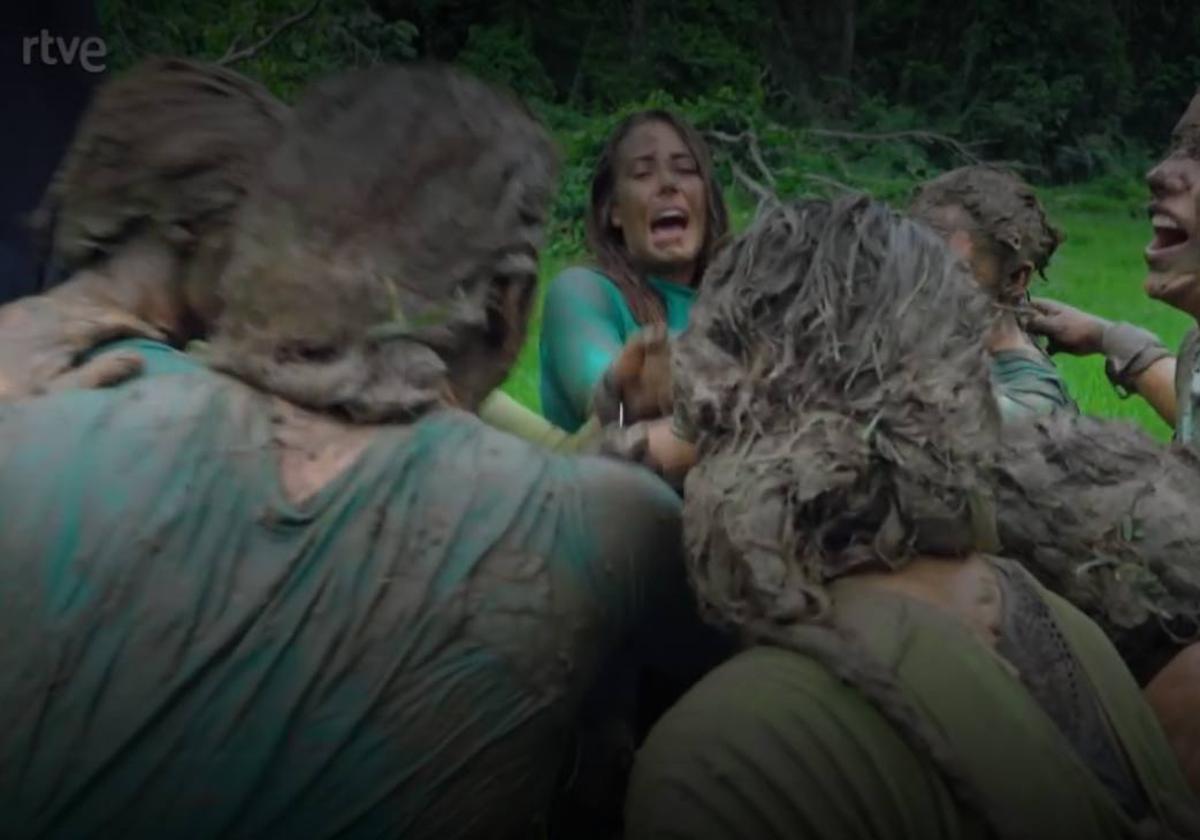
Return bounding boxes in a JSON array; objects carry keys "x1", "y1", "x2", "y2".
[
  {"x1": 760, "y1": 0, "x2": 812, "y2": 113},
  {"x1": 836, "y1": 0, "x2": 855, "y2": 81},
  {"x1": 629, "y1": 0, "x2": 646, "y2": 62}
]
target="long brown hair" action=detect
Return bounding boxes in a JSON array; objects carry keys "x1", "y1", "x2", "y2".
[{"x1": 585, "y1": 110, "x2": 729, "y2": 325}]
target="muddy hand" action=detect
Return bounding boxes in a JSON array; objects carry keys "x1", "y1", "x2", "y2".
[
  {"x1": 1026, "y1": 297, "x2": 1110, "y2": 356},
  {"x1": 35, "y1": 352, "x2": 146, "y2": 395},
  {"x1": 0, "y1": 298, "x2": 163, "y2": 400},
  {"x1": 611, "y1": 324, "x2": 674, "y2": 422}
]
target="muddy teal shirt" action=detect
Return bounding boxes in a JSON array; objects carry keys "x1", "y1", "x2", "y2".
[
  {"x1": 0, "y1": 357, "x2": 702, "y2": 839},
  {"x1": 540, "y1": 267, "x2": 695, "y2": 432},
  {"x1": 81, "y1": 335, "x2": 200, "y2": 377},
  {"x1": 991, "y1": 347, "x2": 1077, "y2": 423}
]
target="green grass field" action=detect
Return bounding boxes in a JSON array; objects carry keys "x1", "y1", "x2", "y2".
[{"x1": 500, "y1": 184, "x2": 1194, "y2": 441}]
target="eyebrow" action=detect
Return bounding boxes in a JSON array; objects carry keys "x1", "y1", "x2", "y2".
[{"x1": 628, "y1": 151, "x2": 696, "y2": 165}]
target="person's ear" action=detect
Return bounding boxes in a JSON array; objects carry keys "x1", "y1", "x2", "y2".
[
  {"x1": 1009, "y1": 260, "x2": 1034, "y2": 300},
  {"x1": 487, "y1": 272, "x2": 536, "y2": 360},
  {"x1": 607, "y1": 193, "x2": 625, "y2": 231}
]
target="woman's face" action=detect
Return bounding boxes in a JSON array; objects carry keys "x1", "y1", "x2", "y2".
[{"x1": 609, "y1": 120, "x2": 708, "y2": 283}]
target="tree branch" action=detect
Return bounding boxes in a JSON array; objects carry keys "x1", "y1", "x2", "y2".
[
  {"x1": 729, "y1": 161, "x2": 776, "y2": 206},
  {"x1": 802, "y1": 173, "x2": 857, "y2": 194},
  {"x1": 219, "y1": 0, "x2": 322, "y2": 66},
  {"x1": 705, "y1": 128, "x2": 781, "y2": 205},
  {"x1": 803, "y1": 127, "x2": 985, "y2": 164}
]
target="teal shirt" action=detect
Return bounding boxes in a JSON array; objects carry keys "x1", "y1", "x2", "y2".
[
  {"x1": 991, "y1": 348, "x2": 1077, "y2": 424},
  {"x1": 539, "y1": 267, "x2": 696, "y2": 432},
  {"x1": 0, "y1": 365, "x2": 701, "y2": 838},
  {"x1": 83, "y1": 336, "x2": 202, "y2": 377}
]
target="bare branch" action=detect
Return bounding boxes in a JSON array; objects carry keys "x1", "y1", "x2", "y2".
[
  {"x1": 219, "y1": 0, "x2": 322, "y2": 66},
  {"x1": 802, "y1": 173, "x2": 857, "y2": 194},
  {"x1": 730, "y1": 161, "x2": 776, "y2": 207},
  {"x1": 803, "y1": 127, "x2": 984, "y2": 164},
  {"x1": 705, "y1": 129, "x2": 780, "y2": 203}
]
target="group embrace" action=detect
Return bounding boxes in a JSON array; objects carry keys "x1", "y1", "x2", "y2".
[{"x1": 4, "y1": 55, "x2": 1200, "y2": 840}]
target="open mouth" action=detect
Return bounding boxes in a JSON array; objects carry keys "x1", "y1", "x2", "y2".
[
  {"x1": 1146, "y1": 209, "x2": 1193, "y2": 269},
  {"x1": 649, "y1": 207, "x2": 690, "y2": 242}
]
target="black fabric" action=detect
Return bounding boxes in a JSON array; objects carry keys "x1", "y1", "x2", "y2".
[{"x1": 0, "y1": 1, "x2": 101, "y2": 301}]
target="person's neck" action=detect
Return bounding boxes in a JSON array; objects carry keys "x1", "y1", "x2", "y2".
[
  {"x1": 837, "y1": 553, "x2": 1003, "y2": 649},
  {"x1": 650, "y1": 262, "x2": 697, "y2": 287},
  {"x1": 986, "y1": 312, "x2": 1037, "y2": 355},
  {"x1": 270, "y1": 398, "x2": 381, "y2": 505}
]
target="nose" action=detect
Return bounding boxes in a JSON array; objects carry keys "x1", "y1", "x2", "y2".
[
  {"x1": 657, "y1": 167, "x2": 680, "y2": 193},
  {"x1": 1148, "y1": 156, "x2": 1189, "y2": 198}
]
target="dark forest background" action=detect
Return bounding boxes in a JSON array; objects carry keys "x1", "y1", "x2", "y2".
[{"x1": 100, "y1": 0, "x2": 1198, "y2": 248}]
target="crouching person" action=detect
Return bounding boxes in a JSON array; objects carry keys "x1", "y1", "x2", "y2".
[
  {"x1": 625, "y1": 197, "x2": 1199, "y2": 840},
  {"x1": 910, "y1": 164, "x2": 1077, "y2": 422},
  {"x1": 0, "y1": 64, "x2": 718, "y2": 839}
]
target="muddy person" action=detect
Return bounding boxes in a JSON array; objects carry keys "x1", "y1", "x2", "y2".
[
  {"x1": 0, "y1": 64, "x2": 723, "y2": 838},
  {"x1": 0, "y1": 56, "x2": 288, "y2": 399},
  {"x1": 0, "y1": 58, "x2": 616, "y2": 459},
  {"x1": 624, "y1": 196, "x2": 1200, "y2": 840},
  {"x1": 910, "y1": 164, "x2": 1077, "y2": 422},
  {"x1": 1027, "y1": 92, "x2": 1200, "y2": 440},
  {"x1": 538, "y1": 109, "x2": 729, "y2": 471}
]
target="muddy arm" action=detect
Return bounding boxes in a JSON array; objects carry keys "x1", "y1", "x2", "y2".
[
  {"x1": 0, "y1": 239, "x2": 187, "y2": 399},
  {"x1": 1146, "y1": 643, "x2": 1200, "y2": 796},
  {"x1": 1131, "y1": 356, "x2": 1178, "y2": 426},
  {"x1": 0, "y1": 286, "x2": 161, "y2": 399},
  {"x1": 540, "y1": 268, "x2": 629, "y2": 427},
  {"x1": 477, "y1": 390, "x2": 602, "y2": 452}
]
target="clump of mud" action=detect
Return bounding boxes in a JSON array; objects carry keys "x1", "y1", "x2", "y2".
[
  {"x1": 33, "y1": 57, "x2": 288, "y2": 274},
  {"x1": 995, "y1": 412, "x2": 1200, "y2": 678},
  {"x1": 676, "y1": 195, "x2": 1001, "y2": 628}
]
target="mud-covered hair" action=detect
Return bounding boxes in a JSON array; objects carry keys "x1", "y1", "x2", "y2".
[
  {"x1": 32, "y1": 56, "x2": 288, "y2": 279},
  {"x1": 909, "y1": 164, "x2": 1063, "y2": 289},
  {"x1": 586, "y1": 110, "x2": 729, "y2": 325},
  {"x1": 675, "y1": 195, "x2": 1029, "y2": 839},
  {"x1": 677, "y1": 195, "x2": 1000, "y2": 629},
  {"x1": 205, "y1": 63, "x2": 558, "y2": 422},
  {"x1": 676, "y1": 195, "x2": 1200, "y2": 839}
]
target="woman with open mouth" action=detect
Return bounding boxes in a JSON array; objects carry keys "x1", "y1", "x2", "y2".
[
  {"x1": 1026, "y1": 91, "x2": 1200, "y2": 443},
  {"x1": 538, "y1": 109, "x2": 730, "y2": 471}
]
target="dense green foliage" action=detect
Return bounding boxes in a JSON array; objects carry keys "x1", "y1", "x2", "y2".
[
  {"x1": 99, "y1": 0, "x2": 1200, "y2": 248},
  {"x1": 98, "y1": 0, "x2": 1194, "y2": 435},
  {"x1": 102, "y1": 0, "x2": 1199, "y2": 172}
]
